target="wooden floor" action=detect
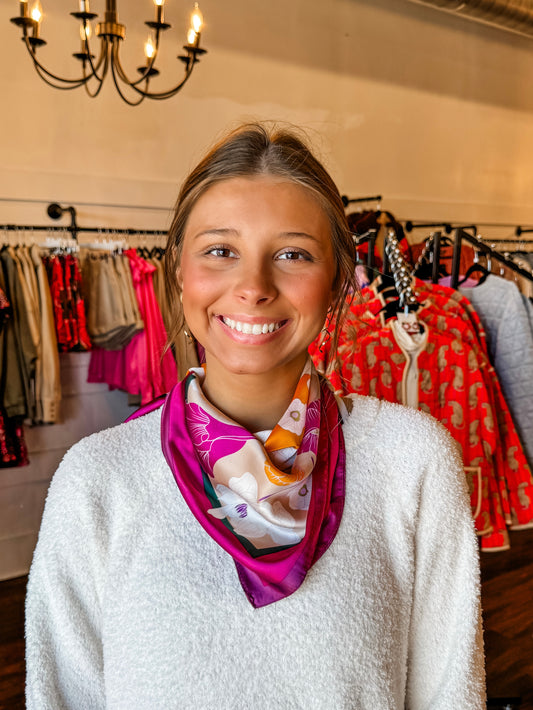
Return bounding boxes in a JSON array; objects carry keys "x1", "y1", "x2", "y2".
[
  {"x1": 1, "y1": 529, "x2": 532, "y2": 709},
  {"x1": 482, "y1": 528, "x2": 533, "y2": 709}
]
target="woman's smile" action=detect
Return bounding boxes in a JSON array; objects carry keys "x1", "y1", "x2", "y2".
[{"x1": 218, "y1": 315, "x2": 288, "y2": 337}]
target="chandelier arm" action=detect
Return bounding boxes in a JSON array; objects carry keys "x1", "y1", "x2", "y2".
[
  {"x1": 32, "y1": 62, "x2": 88, "y2": 90},
  {"x1": 111, "y1": 42, "x2": 197, "y2": 100},
  {"x1": 80, "y1": 21, "x2": 109, "y2": 83},
  {"x1": 110, "y1": 38, "x2": 157, "y2": 91},
  {"x1": 21, "y1": 33, "x2": 91, "y2": 86},
  {"x1": 109, "y1": 38, "x2": 132, "y2": 86},
  {"x1": 110, "y1": 49, "x2": 147, "y2": 106},
  {"x1": 139, "y1": 61, "x2": 196, "y2": 100},
  {"x1": 82, "y1": 45, "x2": 110, "y2": 98},
  {"x1": 84, "y1": 79, "x2": 105, "y2": 98}
]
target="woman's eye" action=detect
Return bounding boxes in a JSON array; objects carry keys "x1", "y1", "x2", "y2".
[
  {"x1": 205, "y1": 246, "x2": 235, "y2": 258},
  {"x1": 277, "y1": 250, "x2": 311, "y2": 261}
]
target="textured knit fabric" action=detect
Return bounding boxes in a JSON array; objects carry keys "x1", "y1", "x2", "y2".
[
  {"x1": 461, "y1": 276, "x2": 533, "y2": 474},
  {"x1": 25, "y1": 397, "x2": 485, "y2": 709}
]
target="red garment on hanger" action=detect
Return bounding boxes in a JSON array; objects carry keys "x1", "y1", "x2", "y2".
[
  {"x1": 0, "y1": 287, "x2": 28, "y2": 467},
  {"x1": 310, "y1": 278, "x2": 533, "y2": 551},
  {"x1": 44, "y1": 254, "x2": 91, "y2": 352}
]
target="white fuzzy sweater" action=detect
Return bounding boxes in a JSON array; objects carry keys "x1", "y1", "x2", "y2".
[{"x1": 25, "y1": 395, "x2": 486, "y2": 709}]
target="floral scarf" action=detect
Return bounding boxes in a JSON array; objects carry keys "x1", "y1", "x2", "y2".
[{"x1": 128, "y1": 358, "x2": 345, "y2": 608}]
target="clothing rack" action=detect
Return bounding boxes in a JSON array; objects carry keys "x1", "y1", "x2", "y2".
[
  {"x1": 341, "y1": 194, "x2": 382, "y2": 209},
  {"x1": 405, "y1": 221, "x2": 453, "y2": 234},
  {"x1": 450, "y1": 228, "x2": 533, "y2": 290},
  {"x1": 1, "y1": 202, "x2": 168, "y2": 242},
  {"x1": 479, "y1": 237, "x2": 533, "y2": 253},
  {"x1": 0, "y1": 223, "x2": 167, "y2": 240}
]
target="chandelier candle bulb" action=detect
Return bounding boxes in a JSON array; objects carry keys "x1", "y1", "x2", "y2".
[
  {"x1": 31, "y1": 0, "x2": 42, "y2": 37},
  {"x1": 187, "y1": 27, "x2": 197, "y2": 46},
  {"x1": 79, "y1": 0, "x2": 89, "y2": 12},
  {"x1": 154, "y1": 0, "x2": 164, "y2": 24},
  {"x1": 191, "y1": 3, "x2": 203, "y2": 33},
  {"x1": 145, "y1": 35, "x2": 155, "y2": 60},
  {"x1": 79, "y1": 21, "x2": 91, "y2": 46},
  {"x1": 19, "y1": 0, "x2": 29, "y2": 18}
]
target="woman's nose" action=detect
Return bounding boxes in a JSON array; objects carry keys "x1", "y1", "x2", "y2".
[{"x1": 233, "y1": 262, "x2": 277, "y2": 305}]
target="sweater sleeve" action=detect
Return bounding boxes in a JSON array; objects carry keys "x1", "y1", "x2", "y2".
[
  {"x1": 25, "y1": 441, "x2": 107, "y2": 710},
  {"x1": 405, "y1": 420, "x2": 486, "y2": 710}
]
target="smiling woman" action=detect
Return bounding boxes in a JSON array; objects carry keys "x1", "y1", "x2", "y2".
[{"x1": 25, "y1": 123, "x2": 486, "y2": 710}]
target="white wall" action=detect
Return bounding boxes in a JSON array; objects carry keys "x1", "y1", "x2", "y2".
[{"x1": 2, "y1": 0, "x2": 533, "y2": 239}]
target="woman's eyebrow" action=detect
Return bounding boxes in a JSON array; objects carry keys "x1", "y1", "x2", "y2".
[
  {"x1": 193, "y1": 228, "x2": 320, "y2": 242},
  {"x1": 193, "y1": 227, "x2": 239, "y2": 240},
  {"x1": 281, "y1": 231, "x2": 320, "y2": 242}
]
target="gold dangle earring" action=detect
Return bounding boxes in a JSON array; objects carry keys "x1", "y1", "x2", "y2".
[
  {"x1": 318, "y1": 307, "x2": 333, "y2": 352},
  {"x1": 183, "y1": 326, "x2": 195, "y2": 343},
  {"x1": 179, "y1": 290, "x2": 195, "y2": 343}
]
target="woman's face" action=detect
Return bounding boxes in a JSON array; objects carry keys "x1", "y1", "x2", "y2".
[{"x1": 177, "y1": 176, "x2": 336, "y2": 383}]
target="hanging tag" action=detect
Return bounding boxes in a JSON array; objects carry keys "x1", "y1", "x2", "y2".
[{"x1": 397, "y1": 311, "x2": 420, "y2": 335}]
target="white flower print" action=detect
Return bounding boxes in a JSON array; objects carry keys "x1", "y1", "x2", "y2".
[
  {"x1": 228, "y1": 471, "x2": 259, "y2": 502},
  {"x1": 208, "y1": 483, "x2": 302, "y2": 547},
  {"x1": 288, "y1": 481, "x2": 312, "y2": 511},
  {"x1": 277, "y1": 398, "x2": 306, "y2": 436}
]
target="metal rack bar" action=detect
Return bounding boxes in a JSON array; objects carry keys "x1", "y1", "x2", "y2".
[
  {"x1": 405, "y1": 221, "x2": 453, "y2": 234},
  {"x1": 0, "y1": 224, "x2": 167, "y2": 236},
  {"x1": 450, "y1": 228, "x2": 533, "y2": 290},
  {"x1": 341, "y1": 194, "x2": 382, "y2": 208}
]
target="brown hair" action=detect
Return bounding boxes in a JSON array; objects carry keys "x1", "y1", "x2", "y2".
[{"x1": 164, "y1": 122, "x2": 358, "y2": 355}]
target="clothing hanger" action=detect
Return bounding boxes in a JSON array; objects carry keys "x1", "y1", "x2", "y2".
[
  {"x1": 149, "y1": 245, "x2": 165, "y2": 259},
  {"x1": 458, "y1": 249, "x2": 491, "y2": 286}
]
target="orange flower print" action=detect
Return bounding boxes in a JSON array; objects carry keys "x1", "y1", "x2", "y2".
[{"x1": 264, "y1": 460, "x2": 306, "y2": 487}]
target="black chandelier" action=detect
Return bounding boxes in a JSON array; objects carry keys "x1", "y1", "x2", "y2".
[{"x1": 10, "y1": 0, "x2": 207, "y2": 105}]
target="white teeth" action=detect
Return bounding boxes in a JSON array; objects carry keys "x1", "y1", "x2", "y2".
[{"x1": 222, "y1": 317, "x2": 282, "y2": 335}]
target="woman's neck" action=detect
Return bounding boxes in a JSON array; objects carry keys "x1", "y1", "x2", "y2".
[{"x1": 202, "y1": 360, "x2": 306, "y2": 432}]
